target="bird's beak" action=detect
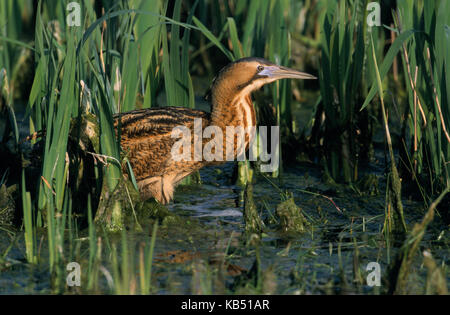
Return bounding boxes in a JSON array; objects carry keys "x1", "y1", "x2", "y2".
[{"x1": 259, "y1": 65, "x2": 317, "y2": 80}]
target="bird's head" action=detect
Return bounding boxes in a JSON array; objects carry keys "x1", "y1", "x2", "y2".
[{"x1": 209, "y1": 57, "x2": 316, "y2": 105}]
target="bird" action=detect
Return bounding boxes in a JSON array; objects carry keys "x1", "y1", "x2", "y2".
[{"x1": 116, "y1": 57, "x2": 316, "y2": 204}]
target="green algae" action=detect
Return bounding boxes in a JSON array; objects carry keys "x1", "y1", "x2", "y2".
[
  {"x1": 0, "y1": 184, "x2": 16, "y2": 226},
  {"x1": 275, "y1": 197, "x2": 308, "y2": 234}
]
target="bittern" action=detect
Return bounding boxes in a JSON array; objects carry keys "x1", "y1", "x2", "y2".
[{"x1": 117, "y1": 57, "x2": 316, "y2": 204}]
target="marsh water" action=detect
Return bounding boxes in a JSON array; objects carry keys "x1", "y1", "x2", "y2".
[
  {"x1": 1, "y1": 154, "x2": 446, "y2": 294},
  {"x1": 0, "y1": 98, "x2": 448, "y2": 295}
]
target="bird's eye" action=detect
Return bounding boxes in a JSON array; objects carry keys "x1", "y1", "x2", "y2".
[{"x1": 257, "y1": 65, "x2": 264, "y2": 72}]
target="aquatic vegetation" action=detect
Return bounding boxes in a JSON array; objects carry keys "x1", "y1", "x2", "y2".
[{"x1": 0, "y1": 0, "x2": 448, "y2": 295}]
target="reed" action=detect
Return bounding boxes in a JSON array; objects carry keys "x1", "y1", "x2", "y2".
[
  {"x1": 0, "y1": 0, "x2": 448, "y2": 295},
  {"x1": 318, "y1": 0, "x2": 372, "y2": 184},
  {"x1": 395, "y1": 0, "x2": 450, "y2": 200},
  {"x1": 359, "y1": 0, "x2": 449, "y2": 203},
  {"x1": 370, "y1": 33, "x2": 407, "y2": 239}
]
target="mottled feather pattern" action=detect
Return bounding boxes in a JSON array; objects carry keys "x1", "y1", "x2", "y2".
[
  {"x1": 111, "y1": 58, "x2": 301, "y2": 204},
  {"x1": 115, "y1": 101, "x2": 254, "y2": 204},
  {"x1": 116, "y1": 107, "x2": 210, "y2": 180}
]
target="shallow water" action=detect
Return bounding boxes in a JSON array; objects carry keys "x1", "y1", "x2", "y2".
[
  {"x1": 0, "y1": 148, "x2": 448, "y2": 294},
  {"x1": 155, "y1": 154, "x2": 447, "y2": 295},
  {"x1": 0, "y1": 98, "x2": 448, "y2": 295}
]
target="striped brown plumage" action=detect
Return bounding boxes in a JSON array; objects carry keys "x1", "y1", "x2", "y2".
[{"x1": 115, "y1": 57, "x2": 316, "y2": 204}]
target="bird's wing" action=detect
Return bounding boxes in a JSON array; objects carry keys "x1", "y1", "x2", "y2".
[{"x1": 115, "y1": 107, "x2": 210, "y2": 179}]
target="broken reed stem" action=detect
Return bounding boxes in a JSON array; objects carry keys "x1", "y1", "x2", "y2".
[
  {"x1": 390, "y1": 24, "x2": 398, "y2": 83},
  {"x1": 413, "y1": 66, "x2": 418, "y2": 174},
  {"x1": 423, "y1": 250, "x2": 448, "y2": 295},
  {"x1": 243, "y1": 184, "x2": 264, "y2": 234},
  {"x1": 402, "y1": 46, "x2": 427, "y2": 126},
  {"x1": 389, "y1": 186, "x2": 449, "y2": 294},
  {"x1": 100, "y1": 9, "x2": 106, "y2": 74},
  {"x1": 296, "y1": 189, "x2": 342, "y2": 213},
  {"x1": 371, "y1": 34, "x2": 407, "y2": 238},
  {"x1": 394, "y1": 11, "x2": 427, "y2": 128}
]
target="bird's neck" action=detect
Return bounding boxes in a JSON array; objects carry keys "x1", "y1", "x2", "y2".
[
  {"x1": 210, "y1": 91, "x2": 256, "y2": 132},
  {"x1": 209, "y1": 89, "x2": 257, "y2": 160}
]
